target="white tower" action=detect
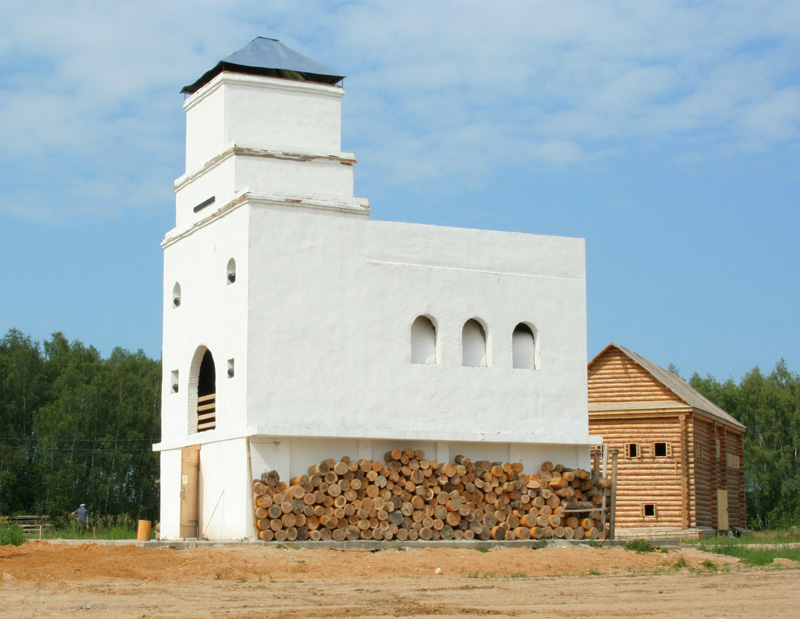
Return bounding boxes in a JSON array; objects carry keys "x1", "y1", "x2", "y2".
[{"x1": 156, "y1": 38, "x2": 596, "y2": 541}]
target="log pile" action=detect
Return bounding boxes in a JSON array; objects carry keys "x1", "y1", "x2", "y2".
[{"x1": 252, "y1": 448, "x2": 610, "y2": 542}]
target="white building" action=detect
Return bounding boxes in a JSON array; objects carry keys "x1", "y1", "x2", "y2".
[{"x1": 154, "y1": 37, "x2": 597, "y2": 541}]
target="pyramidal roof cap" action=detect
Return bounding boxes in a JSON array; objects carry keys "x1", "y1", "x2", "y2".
[{"x1": 182, "y1": 37, "x2": 345, "y2": 94}]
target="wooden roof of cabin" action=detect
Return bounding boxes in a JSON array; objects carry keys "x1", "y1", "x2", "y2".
[{"x1": 588, "y1": 343, "x2": 746, "y2": 432}]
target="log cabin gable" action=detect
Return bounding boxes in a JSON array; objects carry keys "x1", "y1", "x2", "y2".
[{"x1": 588, "y1": 346, "x2": 682, "y2": 405}]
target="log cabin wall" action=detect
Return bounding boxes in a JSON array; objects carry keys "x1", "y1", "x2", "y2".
[
  {"x1": 590, "y1": 415, "x2": 685, "y2": 529},
  {"x1": 689, "y1": 417, "x2": 715, "y2": 528},
  {"x1": 725, "y1": 427, "x2": 746, "y2": 528}
]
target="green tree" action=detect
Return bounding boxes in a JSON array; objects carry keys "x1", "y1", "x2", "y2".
[
  {"x1": 1, "y1": 328, "x2": 161, "y2": 521},
  {"x1": 0, "y1": 329, "x2": 48, "y2": 514}
]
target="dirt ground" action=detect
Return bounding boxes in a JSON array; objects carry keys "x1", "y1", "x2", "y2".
[{"x1": 1, "y1": 541, "x2": 798, "y2": 618}]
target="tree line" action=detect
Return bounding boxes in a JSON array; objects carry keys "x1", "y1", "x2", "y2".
[
  {"x1": 0, "y1": 329, "x2": 161, "y2": 521},
  {"x1": 1, "y1": 327, "x2": 798, "y2": 530}
]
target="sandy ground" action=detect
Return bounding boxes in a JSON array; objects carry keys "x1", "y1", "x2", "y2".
[{"x1": 1, "y1": 541, "x2": 798, "y2": 618}]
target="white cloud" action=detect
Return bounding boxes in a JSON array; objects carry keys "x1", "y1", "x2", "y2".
[{"x1": 0, "y1": 0, "x2": 798, "y2": 220}]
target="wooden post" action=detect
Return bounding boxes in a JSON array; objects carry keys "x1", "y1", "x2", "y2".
[
  {"x1": 608, "y1": 449, "x2": 618, "y2": 541},
  {"x1": 600, "y1": 444, "x2": 608, "y2": 533}
]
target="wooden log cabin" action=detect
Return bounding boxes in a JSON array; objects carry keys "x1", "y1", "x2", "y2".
[{"x1": 588, "y1": 343, "x2": 746, "y2": 538}]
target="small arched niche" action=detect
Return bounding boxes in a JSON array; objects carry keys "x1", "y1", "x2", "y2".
[
  {"x1": 226, "y1": 258, "x2": 236, "y2": 285},
  {"x1": 410, "y1": 315, "x2": 437, "y2": 365},
  {"x1": 462, "y1": 318, "x2": 488, "y2": 367},
  {"x1": 172, "y1": 282, "x2": 182, "y2": 308},
  {"x1": 512, "y1": 322, "x2": 539, "y2": 370}
]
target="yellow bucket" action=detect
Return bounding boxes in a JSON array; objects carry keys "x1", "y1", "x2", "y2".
[{"x1": 136, "y1": 520, "x2": 152, "y2": 541}]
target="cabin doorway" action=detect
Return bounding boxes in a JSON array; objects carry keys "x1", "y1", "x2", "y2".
[{"x1": 716, "y1": 489, "x2": 729, "y2": 531}]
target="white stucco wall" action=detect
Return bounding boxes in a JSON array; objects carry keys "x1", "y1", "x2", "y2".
[
  {"x1": 161, "y1": 206, "x2": 249, "y2": 442},
  {"x1": 242, "y1": 205, "x2": 589, "y2": 444}
]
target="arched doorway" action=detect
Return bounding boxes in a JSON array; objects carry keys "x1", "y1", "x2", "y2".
[{"x1": 197, "y1": 349, "x2": 216, "y2": 431}]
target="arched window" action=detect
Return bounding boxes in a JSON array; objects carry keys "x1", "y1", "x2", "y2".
[
  {"x1": 512, "y1": 322, "x2": 537, "y2": 370},
  {"x1": 197, "y1": 349, "x2": 216, "y2": 432},
  {"x1": 172, "y1": 282, "x2": 182, "y2": 308},
  {"x1": 462, "y1": 319, "x2": 488, "y2": 367},
  {"x1": 226, "y1": 258, "x2": 236, "y2": 285},
  {"x1": 410, "y1": 315, "x2": 437, "y2": 365}
]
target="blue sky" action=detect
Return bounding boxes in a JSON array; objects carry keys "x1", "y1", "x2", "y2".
[{"x1": 1, "y1": 0, "x2": 798, "y2": 381}]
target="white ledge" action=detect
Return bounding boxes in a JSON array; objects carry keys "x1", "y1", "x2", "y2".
[
  {"x1": 184, "y1": 72, "x2": 344, "y2": 112},
  {"x1": 174, "y1": 143, "x2": 358, "y2": 193},
  {"x1": 153, "y1": 425, "x2": 600, "y2": 451},
  {"x1": 162, "y1": 189, "x2": 370, "y2": 249}
]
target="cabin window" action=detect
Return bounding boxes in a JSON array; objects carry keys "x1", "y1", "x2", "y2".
[
  {"x1": 462, "y1": 318, "x2": 488, "y2": 367},
  {"x1": 695, "y1": 444, "x2": 707, "y2": 461},
  {"x1": 227, "y1": 258, "x2": 236, "y2": 284},
  {"x1": 625, "y1": 443, "x2": 640, "y2": 458},
  {"x1": 726, "y1": 454, "x2": 741, "y2": 469},
  {"x1": 410, "y1": 316, "x2": 438, "y2": 365},
  {"x1": 172, "y1": 282, "x2": 182, "y2": 308},
  {"x1": 170, "y1": 370, "x2": 179, "y2": 394},
  {"x1": 715, "y1": 439, "x2": 721, "y2": 458},
  {"x1": 642, "y1": 504, "x2": 657, "y2": 518},
  {"x1": 653, "y1": 442, "x2": 672, "y2": 457},
  {"x1": 512, "y1": 323, "x2": 537, "y2": 369}
]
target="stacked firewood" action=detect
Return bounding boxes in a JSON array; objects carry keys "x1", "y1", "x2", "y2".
[{"x1": 252, "y1": 448, "x2": 610, "y2": 542}]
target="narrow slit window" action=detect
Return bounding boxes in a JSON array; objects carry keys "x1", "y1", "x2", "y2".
[
  {"x1": 227, "y1": 358, "x2": 235, "y2": 378},
  {"x1": 410, "y1": 316, "x2": 437, "y2": 365},
  {"x1": 462, "y1": 319, "x2": 488, "y2": 367},
  {"x1": 227, "y1": 258, "x2": 236, "y2": 285},
  {"x1": 172, "y1": 282, "x2": 182, "y2": 308},
  {"x1": 170, "y1": 370, "x2": 179, "y2": 394}
]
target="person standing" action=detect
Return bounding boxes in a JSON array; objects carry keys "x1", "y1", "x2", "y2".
[{"x1": 72, "y1": 503, "x2": 90, "y2": 528}]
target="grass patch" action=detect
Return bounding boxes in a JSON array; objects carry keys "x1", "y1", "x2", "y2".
[
  {"x1": 475, "y1": 546, "x2": 489, "y2": 553},
  {"x1": 698, "y1": 532, "x2": 800, "y2": 566},
  {"x1": 673, "y1": 556, "x2": 689, "y2": 569},
  {"x1": 0, "y1": 521, "x2": 25, "y2": 546},
  {"x1": 622, "y1": 539, "x2": 656, "y2": 553},
  {"x1": 29, "y1": 514, "x2": 141, "y2": 540},
  {"x1": 509, "y1": 572, "x2": 527, "y2": 579},
  {"x1": 701, "y1": 544, "x2": 800, "y2": 566}
]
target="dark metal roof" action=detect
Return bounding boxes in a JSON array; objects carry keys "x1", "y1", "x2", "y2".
[
  {"x1": 589, "y1": 343, "x2": 746, "y2": 431},
  {"x1": 182, "y1": 37, "x2": 345, "y2": 94}
]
